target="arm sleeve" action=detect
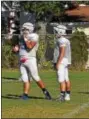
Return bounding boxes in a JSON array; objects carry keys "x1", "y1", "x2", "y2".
[
  {"x1": 58, "y1": 38, "x2": 66, "y2": 47},
  {"x1": 28, "y1": 33, "x2": 39, "y2": 42}
]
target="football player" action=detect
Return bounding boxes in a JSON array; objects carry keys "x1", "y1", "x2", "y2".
[
  {"x1": 53, "y1": 24, "x2": 71, "y2": 101},
  {"x1": 13, "y1": 22, "x2": 52, "y2": 100}
]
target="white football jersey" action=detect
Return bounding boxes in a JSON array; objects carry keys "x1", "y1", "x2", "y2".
[
  {"x1": 19, "y1": 33, "x2": 39, "y2": 59},
  {"x1": 53, "y1": 36, "x2": 71, "y2": 65}
]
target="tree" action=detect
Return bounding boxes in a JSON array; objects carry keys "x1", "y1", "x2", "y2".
[
  {"x1": 20, "y1": 1, "x2": 62, "y2": 22},
  {"x1": 70, "y1": 30, "x2": 88, "y2": 69}
]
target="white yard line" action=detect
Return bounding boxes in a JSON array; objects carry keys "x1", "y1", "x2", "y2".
[{"x1": 62, "y1": 102, "x2": 89, "y2": 118}]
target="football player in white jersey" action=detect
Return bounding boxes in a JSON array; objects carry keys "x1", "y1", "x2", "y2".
[
  {"x1": 53, "y1": 25, "x2": 71, "y2": 101},
  {"x1": 13, "y1": 22, "x2": 52, "y2": 100}
]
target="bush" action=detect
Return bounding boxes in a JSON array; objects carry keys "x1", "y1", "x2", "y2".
[
  {"x1": 40, "y1": 61, "x2": 53, "y2": 69},
  {"x1": 2, "y1": 44, "x2": 18, "y2": 68},
  {"x1": 70, "y1": 30, "x2": 88, "y2": 70},
  {"x1": 2, "y1": 30, "x2": 88, "y2": 70}
]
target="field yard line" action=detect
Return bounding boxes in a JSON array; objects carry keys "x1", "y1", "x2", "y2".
[{"x1": 62, "y1": 102, "x2": 89, "y2": 118}]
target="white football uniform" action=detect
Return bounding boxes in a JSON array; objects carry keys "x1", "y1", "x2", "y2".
[
  {"x1": 19, "y1": 33, "x2": 40, "y2": 82},
  {"x1": 53, "y1": 36, "x2": 71, "y2": 83}
]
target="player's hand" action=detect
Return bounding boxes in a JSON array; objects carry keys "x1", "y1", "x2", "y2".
[{"x1": 12, "y1": 45, "x2": 19, "y2": 53}]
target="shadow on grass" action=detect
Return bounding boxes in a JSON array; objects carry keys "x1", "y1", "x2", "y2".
[
  {"x1": 78, "y1": 92, "x2": 89, "y2": 94},
  {"x1": 2, "y1": 77, "x2": 18, "y2": 80},
  {"x1": 1, "y1": 94, "x2": 45, "y2": 100}
]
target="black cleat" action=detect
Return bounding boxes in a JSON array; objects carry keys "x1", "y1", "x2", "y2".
[
  {"x1": 43, "y1": 91, "x2": 52, "y2": 100},
  {"x1": 56, "y1": 95, "x2": 65, "y2": 102},
  {"x1": 59, "y1": 95, "x2": 65, "y2": 102}
]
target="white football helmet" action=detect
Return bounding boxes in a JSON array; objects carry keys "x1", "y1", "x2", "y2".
[
  {"x1": 53, "y1": 25, "x2": 67, "y2": 36},
  {"x1": 21, "y1": 22, "x2": 34, "y2": 35}
]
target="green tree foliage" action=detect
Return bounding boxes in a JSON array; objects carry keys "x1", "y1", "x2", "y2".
[
  {"x1": 70, "y1": 30, "x2": 88, "y2": 69},
  {"x1": 20, "y1": 1, "x2": 61, "y2": 21},
  {"x1": 20, "y1": 1, "x2": 89, "y2": 21},
  {"x1": 2, "y1": 44, "x2": 18, "y2": 68},
  {"x1": 77, "y1": 1, "x2": 89, "y2": 5}
]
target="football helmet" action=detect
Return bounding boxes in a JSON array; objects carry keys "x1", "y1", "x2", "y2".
[
  {"x1": 21, "y1": 22, "x2": 34, "y2": 35},
  {"x1": 53, "y1": 25, "x2": 67, "y2": 36}
]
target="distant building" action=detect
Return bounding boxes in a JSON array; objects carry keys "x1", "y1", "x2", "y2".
[
  {"x1": 63, "y1": 4, "x2": 89, "y2": 69},
  {"x1": 65, "y1": 5, "x2": 89, "y2": 22}
]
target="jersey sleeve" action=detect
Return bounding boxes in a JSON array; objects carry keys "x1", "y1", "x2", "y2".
[
  {"x1": 58, "y1": 38, "x2": 66, "y2": 47},
  {"x1": 28, "y1": 33, "x2": 39, "y2": 42}
]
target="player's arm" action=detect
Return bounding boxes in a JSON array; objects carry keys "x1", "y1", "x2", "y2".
[
  {"x1": 56, "y1": 46, "x2": 65, "y2": 70},
  {"x1": 24, "y1": 36, "x2": 36, "y2": 49}
]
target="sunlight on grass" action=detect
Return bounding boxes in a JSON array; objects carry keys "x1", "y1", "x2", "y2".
[{"x1": 2, "y1": 69, "x2": 89, "y2": 118}]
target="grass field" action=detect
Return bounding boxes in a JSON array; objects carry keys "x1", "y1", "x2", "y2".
[{"x1": 2, "y1": 69, "x2": 89, "y2": 118}]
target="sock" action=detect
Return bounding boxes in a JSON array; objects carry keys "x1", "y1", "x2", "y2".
[
  {"x1": 23, "y1": 93, "x2": 28, "y2": 97},
  {"x1": 42, "y1": 88, "x2": 51, "y2": 96},
  {"x1": 42, "y1": 88, "x2": 47, "y2": 92},
  {"x1": 42, "y1": 88, "x2": 51, "y2": 99},
  {"x1": 66, "y1": 91, "x2": 70, "y2": 94},
  {"x1": 60, "y1": 91, "x2": 65, "y2": 97}
]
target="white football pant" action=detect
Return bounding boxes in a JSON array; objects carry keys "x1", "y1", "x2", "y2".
[
  {"x1": 57, "y1": 64, "x2": 69, "y2": 83},
  {"x1": 20, "y1": 57, "x2": 40, "y2": 82}
]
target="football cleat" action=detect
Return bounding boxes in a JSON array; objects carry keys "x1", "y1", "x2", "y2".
[
  {"x1": 21, "y1": 94, "x2": 29, "y2": 100},
  {"x1": 56, "y1": 94, "x2": 65, "y2": 102},
  {"x1": 65, "y1": 94, "x2": 70, "y2": 101},
  {"x1": 60, "y1": 95, "x2": 65, "y2": 102},
  {"x1": 43, "y1": 91, "x2": 52, "y2": 100}
]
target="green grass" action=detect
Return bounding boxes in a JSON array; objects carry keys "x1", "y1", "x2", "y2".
[{"x1": 2, "y1": 69, "x2": 89, "y2": 118}]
